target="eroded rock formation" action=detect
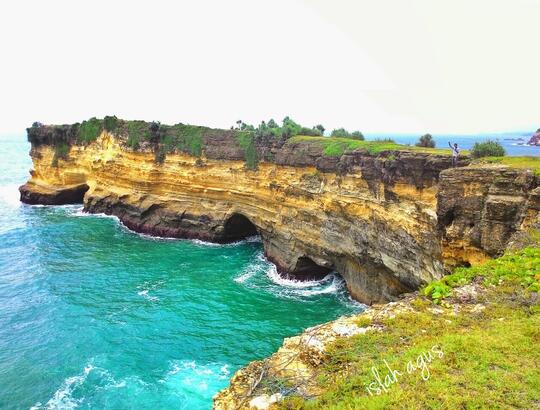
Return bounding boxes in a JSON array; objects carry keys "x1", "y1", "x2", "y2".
[
  {"x1": 528, "y1": 129, "x2": 540, "y2": 146},
  {"x1": 19, "y1": 122, "x2": 540, "y2": 304}
]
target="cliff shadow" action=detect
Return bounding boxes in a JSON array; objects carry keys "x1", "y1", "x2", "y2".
[{"x1": 221, "y1": 213, "x2": 259, "y2": 242}]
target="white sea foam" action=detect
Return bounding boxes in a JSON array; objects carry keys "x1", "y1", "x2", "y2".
[
  {"x1": 191, "y1": 239, "x2": 221, "y2": 247},
  {"x1": 234, "y1": 271, "x2": 255, "y2": 283},
  {"x1": 236, "y1": 253, "x2": 365, "y2": 310},
  {"x1": 137, "y1": 289, "x2": 159, "y2": 302},
  {"x1": 69, "y1": 208, "x2": 117, "y2": 221},
  {"x1": 193, "y1": 235, "x2": 262, "y2": 248},
  {"x1": 160, "y1": 360, "x2": 231, "y2": 393},
  {"x1": 32, "y1": 363, "x2": 94, "y2": 410},
  {"x1": 267, "y1": 265, "x2": 334, "y2": 289},
  {"x1": 136, "y1": 280, "x2": 164, "y2": 302},
  {"x1": 233, "y1": 251, "x2": 360, "y2": 304}
]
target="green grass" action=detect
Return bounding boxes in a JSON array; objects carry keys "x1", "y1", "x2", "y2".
[
  {"x1": 287, "y1": 135, "x2": 458, "y2": 157},
  {"x1": 126, "y1": 120, "x2": 151, "y2": 150},
  {"x1": 277, "y1": 248, "x2": 540, "y2": 410},
  {"x1": 77, "y1": 117, "x2": 103, "y2": 144},
  {"x1": 472, "y1": 156, "x2": 540, "y2": 176},
  {"x1": 424, "y1": 246, "x2": 540, "y2": 304},
  {"x1": 170, "y1": 124, "x2": 204, "y2": 157}
]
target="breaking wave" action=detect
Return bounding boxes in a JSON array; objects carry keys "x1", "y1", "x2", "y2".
[{"x1": 234, "y1": 251, "x2": 364, "y2": 310}]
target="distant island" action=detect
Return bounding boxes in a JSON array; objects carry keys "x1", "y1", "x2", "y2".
[{"x1": 528, "y1": 128, "x2": 540, "y2": 146}]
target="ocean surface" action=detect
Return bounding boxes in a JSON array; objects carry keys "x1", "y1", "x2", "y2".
[
  {"x1": 365, "y1": 131, "x2": 540, "y2": 157},
  {"x1": 0, "y1": 136, "x2": 362, "y2": 409},
  {"x1": 1, "y1": 130, "x2": 538, "y2": 410}
]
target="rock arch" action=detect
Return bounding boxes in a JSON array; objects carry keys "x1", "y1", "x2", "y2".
[
  {"x1": 221, "y1": 213, "x2": 259, "y2": 242},
  {"x1": 290, "y1": 256, "x2": 333, "y2": 280}
]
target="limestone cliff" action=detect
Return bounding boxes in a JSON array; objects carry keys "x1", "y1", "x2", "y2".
[{"x1": 19, "y1": 120, "x2": 540, "y2": 305}]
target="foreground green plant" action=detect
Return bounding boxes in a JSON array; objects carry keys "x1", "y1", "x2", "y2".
[
  {"x1": 471, "y1": 140, "x2": 505, "y2": 158},
  {"x1": 277, "y1": 247, "x2": 540, "y2": 410},
  {"x1": 424, "y1": 247, "x2": 540, "y2": 303}
]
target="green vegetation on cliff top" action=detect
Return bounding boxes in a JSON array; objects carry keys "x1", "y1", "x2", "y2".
[
  {"x1": 472, "y1": 156, "x2": 540, "y2": 176},
  {"x1": 287, "y1": 135, "x2": 459, "y2": 156},
  {"x1": 279, "y1": 245, "x2": 540, "y2": 409},
  {"x1": 29, "y1": 118, "x2": 540, "y2": 177}
]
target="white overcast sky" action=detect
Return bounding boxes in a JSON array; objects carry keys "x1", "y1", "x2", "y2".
[{"x1": 0, "y1": 0, "x2": 538, "y2": 135}]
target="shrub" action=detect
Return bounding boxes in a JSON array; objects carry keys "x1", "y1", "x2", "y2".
[
  {"x1": 350, "y1": 131, "x2": 364, "y2": 140},
  {"x1": 52, "y1": 142, "x2": 69, "y2": 167},
  {"x1": 77, "y1": 117, "x2": 103, "y2": 143},
  {"x1": 103, "y1": 116, "x2": 118, "y2": 133},
  {"x1": 471, "y1": 140, "x2": 505, "y2": 158},
  {"x1": 126, "y1": 120, "x2": 151, "y2": 150},
  {"x1": 236, "y1": 131, "x2": 258, "y2": 170},
  {"x1": 416, "y1": 133, "x2": 436, "y2": 148},
  {"x1": 298, "y1": 127, "x2": 322, "y2": 136},
  {"x1": 331, "y1": 128, "x2": 350, "y2": 138},
  {"x1": 172, "y1": 124, "x2": 203, "y2": 157},
  {"x1": 281, "y1": 117, "x2": 301, "y2": 138}
]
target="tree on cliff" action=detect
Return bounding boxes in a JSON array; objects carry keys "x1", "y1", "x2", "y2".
[
  {"x1": 267, "y1": 119, "x2": 278, "y2": 129},
  {"x1": 331, "y1": 128, "x2": 350, "y2": 138},
  {"x1": 282, "y1": 117, "x2": 301, "y2": 137},
  {"x1": 330, "y1": 128, "x2": 364, "y2": 140},
  {"x1": 315, "y1": 124, "x2": 325, "y2": 135},
  {"x1": 416, "y1": 133, "x2": 436, "y2": 148},
  {"x1": 471, "y1": 140, "x2": 506, "y2": 158}
]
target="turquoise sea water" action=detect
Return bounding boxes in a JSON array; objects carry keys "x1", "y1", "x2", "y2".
[
  {"x1": 0, "y1": 136, "x2": 362, "y2": 409},
  {"x1": 366, "y1": 131, "x2": 540, "y2": 157}
]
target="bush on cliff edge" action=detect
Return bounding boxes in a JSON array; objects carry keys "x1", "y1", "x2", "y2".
[
  {"x1": 416, "y1": 133, "x2": 436, "y2": 148},
  {"x1": 471, "y1": 140, "x2": 506, "y2": 158}
]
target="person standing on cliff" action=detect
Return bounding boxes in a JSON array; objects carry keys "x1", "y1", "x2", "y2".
[{"x1": 448, "y1": 141, "x2": 460, "y2": 167}]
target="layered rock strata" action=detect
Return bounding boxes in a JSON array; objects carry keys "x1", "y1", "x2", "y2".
[{"x1": 19, "y1": 123, "x2": 540, "y2": 304}]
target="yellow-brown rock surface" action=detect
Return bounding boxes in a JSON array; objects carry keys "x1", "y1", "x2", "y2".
[{"x1": 20, "y1": 127, "x2": 539, "y2": 304}]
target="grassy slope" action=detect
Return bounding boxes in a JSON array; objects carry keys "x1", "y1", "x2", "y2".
[
  {"x1": 287, "y1": 135, "x2": 460, "y2": 157},
  {"x1": 472, "y1": 156, "x2": 540, "y2": 176},
  {"x1": 278, "y1": 247, "x2": 540, "y2": 410}
]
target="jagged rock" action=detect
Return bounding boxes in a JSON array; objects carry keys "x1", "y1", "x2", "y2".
[
  {"x1": 527, "y1": 129, "x2": 540, "y2": 146},
  {"x1": 19, "y1": 181, "x2": 88, "y2": 205},
  {"x1": 437, "y1": 166, "x2": 539, "y2": 267}
]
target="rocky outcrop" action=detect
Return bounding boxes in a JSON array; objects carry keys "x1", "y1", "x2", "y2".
[
  {"x1": 528, "y1": 129, "x2": 540, "y2": 146},
  {"x1": 437, "y1": 165, "x2": 540, "y2": 266},
  {"x1": 19, "y1": 180, "x2": 89, "y2": 205},
  {"x1": 19, "y1": 121, "x2": 540, "y2": 304}
]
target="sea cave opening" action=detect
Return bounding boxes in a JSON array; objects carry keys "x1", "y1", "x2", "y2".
[
  {"x1": 222, "y1": 213, "x2": 259, "y2": 242},
  {"x1": 292, "y1": 256, "x2": 333, "y2": 281}
]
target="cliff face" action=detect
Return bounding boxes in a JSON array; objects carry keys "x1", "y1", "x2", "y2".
[
  {"x1": 19, "y1": 123, "x2": 540, "y2": 304},
  {"x1": 438, "y1": 166, "x2": 540, "y2": 266}
]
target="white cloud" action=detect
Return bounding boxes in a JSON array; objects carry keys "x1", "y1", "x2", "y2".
[{"x1": 0, "y1": 0, "x2": 538, "y2": 135}]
